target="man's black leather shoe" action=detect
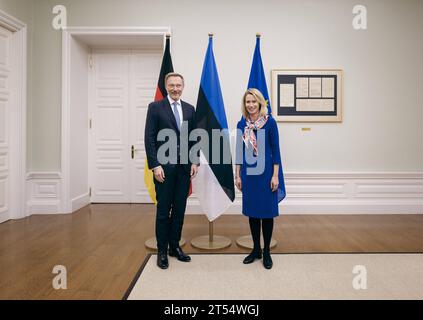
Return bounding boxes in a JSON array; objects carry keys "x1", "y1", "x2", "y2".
[
  {"x1": 169, "y1": 247, "x2": 191, "y2": 262},
  {"x1": 263, "y1": 250, "x2": 273, "y2": 269},
  {"x1": 157, "y1": 252, "x2": 169, "y2": 269},
  {"x1": 243, "y1": 249, "x2": 262, "y2": 264}
]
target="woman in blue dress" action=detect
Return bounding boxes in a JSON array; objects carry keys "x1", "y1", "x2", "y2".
[{"x1": 235, "y1": 88, "x2": 286, "y2": 269}]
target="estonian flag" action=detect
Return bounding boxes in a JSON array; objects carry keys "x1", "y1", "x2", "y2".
[
  {"x1": 144, "y1": 36, "x2": 174, "y2": 204},
  {"x1": 192, "y1": 35, "x2": 235, "y2": 221},
  {"x1": 247, "y1": 34, "x2": 286, "y2": 202}
]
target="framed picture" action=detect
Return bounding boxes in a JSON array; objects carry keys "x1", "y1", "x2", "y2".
[{"x1": 271, "y1": 69, "x2": 343, "y2": 122}]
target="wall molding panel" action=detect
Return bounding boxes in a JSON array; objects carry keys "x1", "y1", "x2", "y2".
[
  {"x1": 186, "y1": 172, "x2": 423, "y2": 215},
  {"x1": 26, "y1": 172, "x2": 62, "y2": 215},
  {"x1": 25, "y1": 171, "x2": 423, "y2": 215}
]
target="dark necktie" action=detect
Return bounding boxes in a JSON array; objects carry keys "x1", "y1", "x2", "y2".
[{"x1": 172, "y1": 102, "x2": 181, "y2": 130}]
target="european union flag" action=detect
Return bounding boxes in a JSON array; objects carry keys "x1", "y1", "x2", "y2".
[
  {"x1": 246, "y1": 34, "x2": 286, "y2": 203},
  {"x1": 247, "y1": 34, "x2": 272, "y2": 115}
]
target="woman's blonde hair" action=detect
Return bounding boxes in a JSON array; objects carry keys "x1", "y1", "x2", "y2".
[{"x1": 241, "y1": 88, "x2": 268, "y2": 119}]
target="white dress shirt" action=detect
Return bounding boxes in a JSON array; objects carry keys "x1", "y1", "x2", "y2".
[{"x1": 167, "y1": 95, "x2": 183, "y2": 129}]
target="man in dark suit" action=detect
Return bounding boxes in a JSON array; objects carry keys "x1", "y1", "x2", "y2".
[{"x1": 144, "y1": 73, "x2": 198, "y2": 269}]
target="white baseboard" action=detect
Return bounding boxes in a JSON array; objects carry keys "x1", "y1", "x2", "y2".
[
  {"x1": 186, "y1": 200, "x2": 423, "y2": 215},
  {"x1": 71, "y1": 193, "x2": 90, "y2": 212},
  {"x1": 186, "y1": 172, "x2": 423, "y2": 215},
  {"x1": 0, "y1": 212, "x2": 9, "y2": 224},
  {"x1": 26, "y1": 201, "x2": 63, "y2": 215}
]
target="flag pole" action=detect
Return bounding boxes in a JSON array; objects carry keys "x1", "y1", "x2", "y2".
[
  {"x1": 236, "y1": 32, "x2": 279, "y2": 251},
  {"x1": 144, "y1": 33, "x2": 187, "y2": 251},
  {"x1": 191, "y1": 217, "x2": 231, "y2": 250},
  {"x1": 209, "y1": 221, "x2": 214, "y2": 242},
  {"x1": 190, "y1": 33, "x2": 233, "y2": 250}
]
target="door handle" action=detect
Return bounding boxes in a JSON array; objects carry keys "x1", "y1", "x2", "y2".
[{"x1": 131, "y1": 145, "x2": 140, "y2": 159}]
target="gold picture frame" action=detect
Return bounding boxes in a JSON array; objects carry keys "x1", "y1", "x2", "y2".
[{"x1": 271, "y1": 69, "x2": 343, "y2": 122}]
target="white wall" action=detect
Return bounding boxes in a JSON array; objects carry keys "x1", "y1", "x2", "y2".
[
  {"x1": 32, "y1": 0, "x2": 61, "y2": 171},
  {"x1": 29, "y1": 0, "x2": 423, "y2": 174},
  {"x1": 69, "y1": 36, "x2": 88, "y2": 203}
]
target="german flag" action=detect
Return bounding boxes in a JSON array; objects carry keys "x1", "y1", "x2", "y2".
[
  {"x1": 144, "y1": 35, "x2": 174, "y2": 204},
  {"x1": 144, "y1": 35, "x2": 192, "y2": 203},
  {"x1": 153, "y1": 36, "x2": 173, "y2": 101}
]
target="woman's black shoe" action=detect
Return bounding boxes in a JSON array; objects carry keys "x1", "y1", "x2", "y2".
[
  {"x1": 243, "y1": 249, "x2": 262, "y2": 264},
  {"x1": 263, "y1": 250, "x2": 273, "y2": 269}
]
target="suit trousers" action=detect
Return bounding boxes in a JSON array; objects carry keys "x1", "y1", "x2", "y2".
[{"x1": 154, "y1": 164, "x2": 191, "y2": 252}]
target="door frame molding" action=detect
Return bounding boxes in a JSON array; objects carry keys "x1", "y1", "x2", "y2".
[
  {"x1": 0, "y1": 10, "x2": 27, "y2": 221},
  {"x1": 61, "y1": 26, "x2": 170, "y2": 213}
]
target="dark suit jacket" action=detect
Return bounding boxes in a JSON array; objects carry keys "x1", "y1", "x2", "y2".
[{"x1": 144, "y1": 98, "x2": 197, "y2": 173}]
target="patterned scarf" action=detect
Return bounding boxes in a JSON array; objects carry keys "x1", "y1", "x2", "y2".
[{"x1": 243, "y1": 115, "x2": 269, "y2": 156}]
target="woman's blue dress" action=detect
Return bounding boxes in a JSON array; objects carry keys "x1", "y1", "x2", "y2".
[{"x1": 236, "y1": 116, "x2": 286, "y2": 218}]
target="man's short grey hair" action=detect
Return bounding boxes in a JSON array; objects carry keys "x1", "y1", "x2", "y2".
[{"x1": 165, "y1": 72, "x2": 184, "y2": 84}]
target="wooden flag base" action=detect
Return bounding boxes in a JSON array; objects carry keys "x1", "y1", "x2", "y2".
[
  {"x1": 235, "y1": 235, "x2": 277, "y2": 250},
  {"x1": 190, "y1": 235, "x2": 232, "y2": 250},
  {"x1": 190, "y1": 220, "x2": 231, "y2": 250}
]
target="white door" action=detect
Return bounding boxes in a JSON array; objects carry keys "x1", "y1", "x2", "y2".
[
  {"x1": 0, "y1": 26, "x2": 12, "y2": 223},
  {"x1": 129, "y1": 51, "x2": 161, "y2": 202},
  {"x1": 89, "y1": 49, "x2": 161, "y2": 203}
]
